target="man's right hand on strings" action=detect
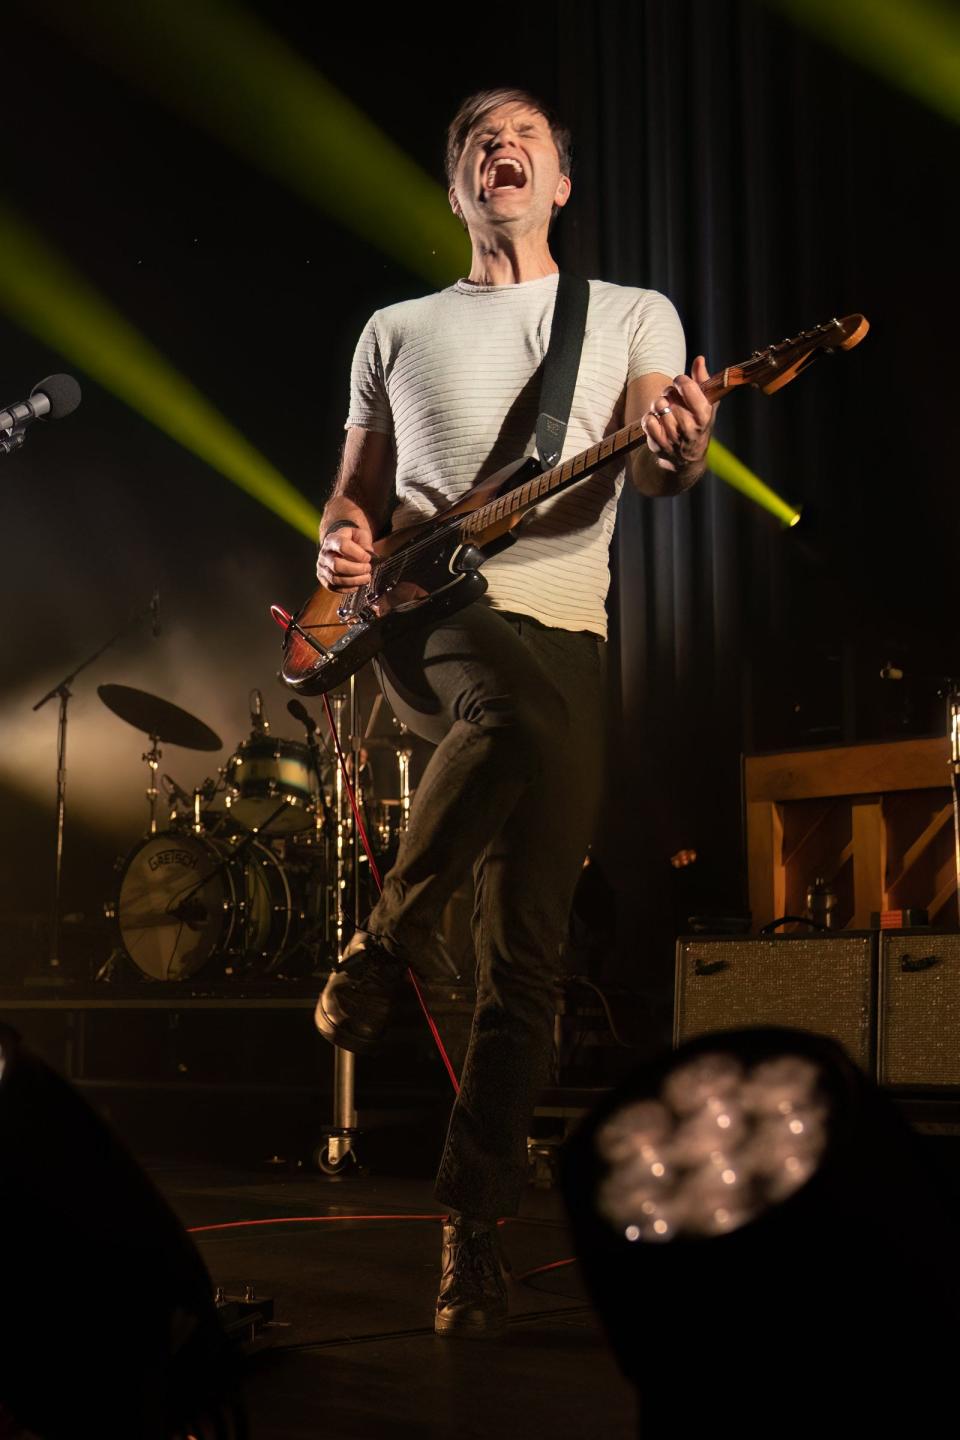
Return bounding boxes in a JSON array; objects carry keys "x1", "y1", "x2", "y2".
[{"x1": 316, "y1": 520, "x2": 376, "y2": 591}]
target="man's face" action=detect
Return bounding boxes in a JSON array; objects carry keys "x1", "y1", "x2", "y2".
[{"x1": 449, "y1": 102, "x2": 571, "y2": 237}]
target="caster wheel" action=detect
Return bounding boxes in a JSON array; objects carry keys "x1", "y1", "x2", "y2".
[{"x1": 314, "y1": 1144, "x2": 361, "y2": 1177}]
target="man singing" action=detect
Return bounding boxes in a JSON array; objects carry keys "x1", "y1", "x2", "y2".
[{"x1": 313, "y1": 88, "x2": 716, "y2": 1336}]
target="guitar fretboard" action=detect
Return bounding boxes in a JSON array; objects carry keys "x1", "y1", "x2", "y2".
[
  {"x1": 459, "y1": 420, "x2": 648, "y2": 539},
  {"x1": 458, "y1": 370, "x2": 729, "y2": 539}
]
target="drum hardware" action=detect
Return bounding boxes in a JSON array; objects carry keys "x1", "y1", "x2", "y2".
[
  {"x1": 29, "y1": 596, "x2": 162, "y2": 975},
  {"x1": 224, "y1": 742, "x2": 304, "y2": 834},
  {"x1": 319, "y1": 682, "x2": 364, "y2": 1175},
  {"x1": 361, "y1": 725, "x2": 414, "y2": 839},
  {"x1": 396, "y1": 724, "x2": 413, "y2": 837},
  {"x1": 143, "y1": 734, "x2": 162, "y2": 835},
  {"x1": 98, "y1": 684, "x2": 223, "y2": 837},
  {"x1": 109, "y1": 805, "x2": 309, "y2": 982},
  {"x1": 98, "y1": 684, "x2": 223, "y2": 752},
  {"x1": 224, "y1": 691, "x2": 329, "y2": 837},
  {"x1": 97, "y1": 684, "x2": 343, "y2": 982},
  {"x1": 163, "y1": 771, "x2": 225, "y2": 840},
  {"x1": 286, "y1": 698, "x2": 338, "y2": 958}
]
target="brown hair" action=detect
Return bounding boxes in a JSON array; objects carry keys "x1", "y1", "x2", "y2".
[{"x1": 444, "y1": 88, "x2": 572, "y2": 187}]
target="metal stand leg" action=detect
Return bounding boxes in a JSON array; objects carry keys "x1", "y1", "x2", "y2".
[
  {"x1": 397, "y1": 728, "x2": 412, "y2": 837},
  {"x1": 317, "y1": 684, "x2": 362, "y2": 1177},
  {"x1": 143, "y1": 733, "x2": 161, "y2": 836},
  {"x1": 324, "y1": 1048, "x2": 358, "y2": 1171},
  {"x1": 948, "y1": 689, "x2": 960, "y2": 927},
  {"x1": 49, "y1": 685, "x2": 70, "y2": 972}
]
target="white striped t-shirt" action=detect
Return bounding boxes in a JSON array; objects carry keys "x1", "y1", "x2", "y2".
[{"x1": 345, "y1": 272, "x2": 685, "y2": 637}]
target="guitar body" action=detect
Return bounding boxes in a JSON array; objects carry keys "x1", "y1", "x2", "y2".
[
  {"x1": 281, "y1": 454, "x2": 540, "y2": 695},
  {"x1": 275, "y1": 313, "x2": 869, "y2": 697}
]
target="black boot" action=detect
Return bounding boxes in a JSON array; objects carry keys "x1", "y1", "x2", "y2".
[
  {"x1": 314, "y1": 930, "x2": 407, "y2": 1054},
  {"x1": 435, "y1": 1217, "x2": 508, "y2": 1338}
]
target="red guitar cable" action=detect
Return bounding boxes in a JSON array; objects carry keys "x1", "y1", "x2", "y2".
[{"x1": 321, "y1": 692, "x2": 461, "y2": 1096}]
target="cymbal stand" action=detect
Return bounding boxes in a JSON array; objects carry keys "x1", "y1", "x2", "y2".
[
  {"x1": 292, "y1": 706, "x2": 336, "y2": 960},
  {"x1": 330, "y1": 692, "x2": 348, "y2": 960},
  {"x1": 323, "y1": 678, "x2": 361, "y2": 1174},
  {"x1": 30, "y1": 596, "x2": 157, "y2": 976},
  {"x1": 396, "y1": 724, "x2": 413, "y2": 837},
  {"x1": 143, "y1": 734, "x2": 162, "y2": 836}
]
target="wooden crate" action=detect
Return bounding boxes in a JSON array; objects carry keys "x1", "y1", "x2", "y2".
[{"x1": 744, "y1": 738, "x2": 957, "y2": 931}]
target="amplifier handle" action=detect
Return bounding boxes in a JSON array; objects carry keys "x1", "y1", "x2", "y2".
[{"x1": 900, "y1": 952, "x2": 940, "y2": 973}]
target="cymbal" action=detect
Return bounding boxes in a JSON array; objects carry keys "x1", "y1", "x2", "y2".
[{"x1": 98, "y1": 684, "x2": 222, "y2": 751}]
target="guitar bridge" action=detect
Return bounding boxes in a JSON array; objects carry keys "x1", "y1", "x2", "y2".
[{"x1": 338, "y1": 581, "x2": 380, "y2": 624}]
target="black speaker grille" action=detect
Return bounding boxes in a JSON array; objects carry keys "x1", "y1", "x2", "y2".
[
  {"x1": 879, "y1": 933, "x2": 960, "y2": 1086},
  {"x1": 675, "y1": 935, "x2": 875, "y2": 1070}
]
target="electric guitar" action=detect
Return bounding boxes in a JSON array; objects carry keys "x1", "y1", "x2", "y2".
[{"x1": 274, "y1": 313, "x2": 868, "y2": 696}]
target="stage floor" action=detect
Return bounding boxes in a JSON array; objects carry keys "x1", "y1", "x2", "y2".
[{"x1": 155, "y1": 1160, "x2": 636, "y2": 1440}]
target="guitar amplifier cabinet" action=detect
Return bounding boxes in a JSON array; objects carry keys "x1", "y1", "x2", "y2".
[
  {"x1": 878, "y1": 931, "x2": 960, "y2": 1088},
  {"x1": 674, "y1": 934, "x2": 876, "y2": 1072}
]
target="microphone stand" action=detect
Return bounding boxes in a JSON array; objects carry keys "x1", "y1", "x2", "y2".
[
  {"x1": 325, "y1": 685, "x2": 361, "y2": 1175},
  {"x1": 0, "y1": 428, "x2": 27, "y2": 456},
  {"x1": 30, "y1": 596, "x2": 157, "y2": 980}
]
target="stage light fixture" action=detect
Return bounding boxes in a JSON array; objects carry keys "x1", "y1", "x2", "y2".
[
  {"x1": 0, "y1": 203, "x2": 321, "y2": 539},
  {"x1": 766, "y1": 0, "x2": 960, "y2": 127},
  {"x1": 0, "y1": 1024, "x2": 246, "y2": 1438},
  {"x1": 563, "y1": 1026, "x2": 960, "y2": 1437},
  {"x1": 34, "y1": 0, "x2": 471, "y2": 286},
  {"x1": 706, "y1": 437, "x2": 802, "y2": 527}
]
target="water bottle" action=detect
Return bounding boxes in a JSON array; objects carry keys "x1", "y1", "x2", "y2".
[{"x1": 805, "y1": 875, "x2": 837, "y2": 929}]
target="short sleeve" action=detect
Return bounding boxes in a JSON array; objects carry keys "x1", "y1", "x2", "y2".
[
  {"x1": 345, "y1": 314, "x2": 393, "y2": 434},
  {"x1": 627, "y1": 291, "x2": 687, "y2": 383}
]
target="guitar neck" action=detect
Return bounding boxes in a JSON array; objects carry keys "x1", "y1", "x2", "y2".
[{"x1": 460, "y1": 370, "x2": 732, "y2": 541}]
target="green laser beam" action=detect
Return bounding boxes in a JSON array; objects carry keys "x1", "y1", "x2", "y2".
[
  {"x1": 34, "y1": 0, "x2": 471, "y2": 287},
  {"x1": 17, "y1": 1, "x2": 799, "y2": 535},
  {"x1": 0, "y1": 203, "x2": 321, "y2": 539},
  {"x1": 707, "y1": 437, "x2": 800, "y2": 527},
  {"x1": 765, "y1": 0, "x2": 960, "y2": 126}
]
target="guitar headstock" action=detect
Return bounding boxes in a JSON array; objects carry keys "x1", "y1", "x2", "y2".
[{"x1": 709, "y1": 315, "x2": 869, "y2": 399}]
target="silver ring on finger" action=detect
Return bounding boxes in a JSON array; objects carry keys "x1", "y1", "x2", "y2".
[{"x1": 656, "y1": 403, "x2": 672, "y2": 417}]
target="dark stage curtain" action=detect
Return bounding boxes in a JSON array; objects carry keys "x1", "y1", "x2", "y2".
[{"x1": 525, "y1": 0, "x2": 957, "y2": 1029}]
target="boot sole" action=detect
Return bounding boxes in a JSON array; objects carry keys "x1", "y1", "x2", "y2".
[
  {"x1": 313, "y1": 997, "x2": 381, "y2": 1055},
  {"x1": 434, "y1": 1314, "x2": 507, "y2": 1338}
]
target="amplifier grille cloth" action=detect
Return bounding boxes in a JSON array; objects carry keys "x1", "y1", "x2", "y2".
[
  {"x1": 879, "y1": 935, "x2": 960, "y2": 1086},
  {"x1": 676, "y1": 937, "x2": 874, "y2": 1069}
]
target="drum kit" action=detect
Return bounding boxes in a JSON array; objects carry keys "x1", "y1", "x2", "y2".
[{"x1": 99, "y1": 683, "x2": 413, "y2": 983}]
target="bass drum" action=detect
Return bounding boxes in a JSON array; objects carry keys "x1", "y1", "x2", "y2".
[{"x1": 115, "y1": 829, "x2": 305, "y2": 981}]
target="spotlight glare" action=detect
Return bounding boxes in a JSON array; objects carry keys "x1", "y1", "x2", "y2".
[
  {"x1": 0, "y1": 204, "x2": 321, "y2": 540},
  {"x1": 706, "y1": 438, "x2": 801, "y2": 528},
  {"x1": 765, "y1": 0, "x2": 960, "y2": 128},
  {"x1": 37, "y1": 0, "x2": 470, "y2": 286}
]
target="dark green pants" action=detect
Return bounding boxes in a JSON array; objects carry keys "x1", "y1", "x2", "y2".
[{"x1": 371, "y1": 603, "x2": 605, "y2": 1219}]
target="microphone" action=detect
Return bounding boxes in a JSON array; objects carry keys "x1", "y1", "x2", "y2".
[
  {"x1": 0, "y1": 374, "x2": 82, "y2": 433},
  {"x1": 150, "y1": 588, "x2": 161, "y2": 638},
  {"x1": 250, "y1": 688, "x2": 266, "y2": 732},
  {"x1": 287, "y1": 698, "x2": 317, "y2": 735},
  {"x1": 162, "y1": 774, "x2": 193, "y2": 810},
  {"x1": 199, "y1": 776, "x2": 219, "y2": 803}
]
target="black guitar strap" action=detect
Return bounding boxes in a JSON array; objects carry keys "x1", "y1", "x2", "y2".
[{"x1": 535, "y1": 272, "x2": 590, "y2": 472}]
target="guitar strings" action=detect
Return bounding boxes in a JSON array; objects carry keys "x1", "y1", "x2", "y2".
[
  {"x1": 349, "y1": 424, "x2": 653, "y2": 607},
  {"x1": 302, "y1": 329, "x2": 842, "y2": 631}
]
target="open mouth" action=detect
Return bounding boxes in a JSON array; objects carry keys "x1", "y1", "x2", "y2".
[{"x1": 483, "y1": 156, "x2": 527, "y2": 193}]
